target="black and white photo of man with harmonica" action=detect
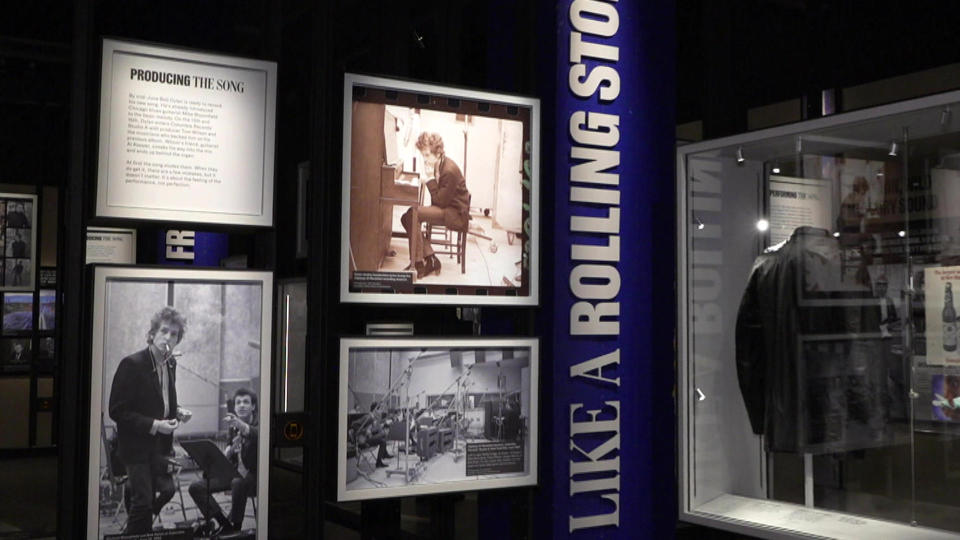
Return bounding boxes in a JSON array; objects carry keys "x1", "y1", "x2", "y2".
[{"x1": 108, "y1": 306, "x2": 192, "y2": 535}]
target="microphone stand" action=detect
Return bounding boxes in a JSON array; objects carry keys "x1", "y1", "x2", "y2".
[
  {"x1": 353, "y1": 351, "x2": 422, "y2": 438},
  {"x1": 451, "y1": 371, "x2": 473, "y2": 463},
  {"x1": 386, "y1": 365, "x2": 422, "y2": 483}
]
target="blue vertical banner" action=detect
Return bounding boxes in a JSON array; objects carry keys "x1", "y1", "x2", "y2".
[
  {"x1": 546, "y1": 0, "x2": 675, "y2": 538},
  {"x1": 156, "y1": 229, "x2": 229, "y2": 266}
]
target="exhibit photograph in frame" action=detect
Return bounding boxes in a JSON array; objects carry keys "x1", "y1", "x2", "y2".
[
  {"x1": 95, "y1": 39, "x2": 277, "y2": 226},
  {"x1": 2, "y1": 292, "x2": 33, "y2": 331},
  {"x1": 340, "y1": 74, "x2": 540, "y2": 305},
  {"x1": 0, "y1": 193, "x2": 38, "y2": 291},
  {"x1": 86, "y1": 266, "x2": 272, "y2": 539},
  {"x1": 337, "y1": 337, "x2": 539, "y2": 501},
  {"x1": 0, "y1": 337, "x2": 31, "y2": 373}
]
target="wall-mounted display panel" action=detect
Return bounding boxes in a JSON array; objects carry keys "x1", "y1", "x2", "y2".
[
  {"x1": 0, "y1": 193, "x2": 38, "y2": 291},
  {"x1": 2, "y1": 292, "x2": 33, "y2": 331},
  {"x1": 340, "y1": 74, "x2": 539, "y2": 305},
  {"x1": 678, "y1": 89, "x2": 960, "y2": 539},
  {"x1": 337, "y1": 337, "x2": 538, "y2": 501},
  {"x1": 86, "y1": 266, "x2": 272, "y2": 539},
  {"x1": 95, "y1": 39, "x2": 277, "y2": 226}
]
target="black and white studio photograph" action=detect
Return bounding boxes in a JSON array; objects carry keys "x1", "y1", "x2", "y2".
[
  {"x1": 0, "y1": 194, "x2": 37, "y2": 290},
  {"x1": 341, "y1": 74, "x2": 539, "y2": 305},
  {"x1": 86, "y1": 267, "x2": 272, "y2": 540},
  {"x1": 338, "y1": 338, "x2": 538, "y2": 501}
]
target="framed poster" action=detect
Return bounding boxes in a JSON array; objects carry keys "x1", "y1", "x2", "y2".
[
  {"x1": 925, "y1": 265, "x2": 960, "y2": 366},
  {"x1": 340, "y1": 74, "x2": 540, "y2": 305},
  {"x1": 86, "y1": 227, "x2": 137, "y2": 265},
  {"x1": 0, "y1": 337, "x2": 31, "y2": 373},
  {"x1": 766, "y1": 175, "x2": 833, "y2": 246},
  {"x1": 0, "y1": 193, "x2": 38, "y2": 291},
  {"x1": 39, "y1": 289, "x2": 56, "y2": 330},
  {"x1": 337, "y1": 337, "x2": 539, "y2": 501},
  {"x1": 86, "y1": 266, "x2": 272, "y2": 539},
  {"x1": 2, "y1": 292, "x2": 33, "y2": 331},
  {"x1": 95, "y1": 39, "x2": 277, "y2": 226}
]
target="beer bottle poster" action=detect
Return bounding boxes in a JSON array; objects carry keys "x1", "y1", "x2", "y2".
[{"x1": 925, "y1": 265, "x2": 960, "y2": 365}]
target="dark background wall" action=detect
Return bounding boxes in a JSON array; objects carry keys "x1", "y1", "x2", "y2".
[{"x1": 678, "y1": 1, "x2": 960, "y2": 136}]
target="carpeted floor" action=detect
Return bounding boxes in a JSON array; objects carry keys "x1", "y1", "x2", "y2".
[{"x1": 0, "y1": 455, "x2": 57, "y2": 538}]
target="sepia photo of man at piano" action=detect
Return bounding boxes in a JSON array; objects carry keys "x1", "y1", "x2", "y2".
[
  {"x1": 347, "y1": 96, "x2": 528, "y2": 292},
  {"x1": 401, "y1": 132, "x2": 471, "y2": 279}
]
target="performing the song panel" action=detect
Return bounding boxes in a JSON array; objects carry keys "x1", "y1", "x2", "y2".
[
  {"x1": 86, "y1": 266, "x2": 272, "y2": 540},
  {"x1": 337, "y1": 338, "x2": 539, "y2": 501}
]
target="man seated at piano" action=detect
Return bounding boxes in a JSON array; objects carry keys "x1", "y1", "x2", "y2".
[{"x1": 400, "y1": 132, "x2": 471, "y2": 279}]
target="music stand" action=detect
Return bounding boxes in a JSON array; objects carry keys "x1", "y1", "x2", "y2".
[
  {"x1": 181, "y1": 440, "x2": 240, "y2": 484},
  {"x1": 181, "y1": 440, "x2": 241, "y2": 530},
  {"x1": 386, "y1": 368, "x2": 423, "y2": 484}
]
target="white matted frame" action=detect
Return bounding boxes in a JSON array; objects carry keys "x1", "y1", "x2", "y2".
[
  {"x1": 86, "y1": 266, "x2": 272, "y2": 539},
  {"x1": 0, "y1": 192, "x2": 38, "y2": 291},
  {"x1": 340, "y1": 73, "x2": 540, "y2": 305},
  {"x1": 96, "y1": 39, "x2": 276, "y2": 226},
  {"x1": 337, "y1": 336, "x2": 539, "y2": 501}
]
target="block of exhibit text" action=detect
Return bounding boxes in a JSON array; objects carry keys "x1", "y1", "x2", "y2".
[
  {"x1": 337, "y1": 337, "x2": 539, "y2": 501},
  {"x1": 85, "y1": 266, "x2": 272, "y2": 540},
  {"x1": 95, "y1": 39, "x2": 276, "y2": 226}
]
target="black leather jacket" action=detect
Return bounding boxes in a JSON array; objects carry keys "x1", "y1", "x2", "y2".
[{"x1": 735, "y1": 227, "x2": 891, "y2": 453}]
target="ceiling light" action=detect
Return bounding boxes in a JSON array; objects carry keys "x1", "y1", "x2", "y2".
[
  {"x1": 736, "y1": 147, "x2": 745, "y2": 165},
  {"x1": 756, "y1": 219, "x2": 769, "y2": 232},
  {"x1": 888, "y1": 141, "x2": 898, "y2": 157}
]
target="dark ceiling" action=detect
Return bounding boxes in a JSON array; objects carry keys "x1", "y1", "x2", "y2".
[
  {"x1": 678, "y1": 0, "x2": 960, "y2": 134},
  {"x1": 5, "y1": 0, "x2": 960, "y2": 170}
]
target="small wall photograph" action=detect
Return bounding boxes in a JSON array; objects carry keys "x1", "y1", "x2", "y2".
[{"x1": 338, "y1": 337, "x2": 538, "y2": 501}]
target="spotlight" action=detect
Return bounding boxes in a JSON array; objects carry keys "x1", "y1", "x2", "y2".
[
  {"x1": 694, "y1": 216, "x2": 705, "y2": 230},
  {"x1": 942, "y1": 106, "x2": 952, "y2": 127},
  {"x1": 898, "y1": 230, "x2": 906, "y2": 238},
  {"x1": 772, "y1": 166, "x2": 781, "y2": 174},
  {"x1": 756, "y1": 219, "x2": 769, "y2": 232},
  {"x1": 833, "y1": 232, "x2": 840, "y2": 238},
  {"x1": 736, "y1": 147, "x2": 745, "y2": 165},
  {"x1": 888, "y1": 141, "x2": 898, "y2": 157}
]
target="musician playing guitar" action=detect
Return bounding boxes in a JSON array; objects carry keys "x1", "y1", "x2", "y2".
[{"x1": 350, "y1": 402, "x2": 393, "y2": 468}]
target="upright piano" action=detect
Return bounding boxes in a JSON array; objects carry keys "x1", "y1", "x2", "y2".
[{"x1": 349, "y1": 101, "x2": 421, "y2": 273}]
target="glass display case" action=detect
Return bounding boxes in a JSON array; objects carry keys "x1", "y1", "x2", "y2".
[{"x1": 678, "y1": 89, "x2": 960, "y2": 539}]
